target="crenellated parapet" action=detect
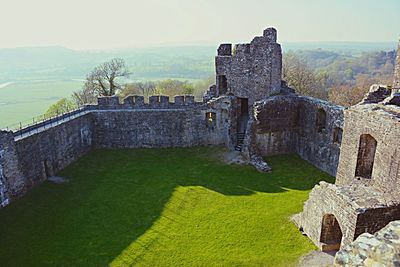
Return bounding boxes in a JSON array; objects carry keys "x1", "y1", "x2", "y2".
[{"x1": 97, "y1": 95, "x2": 201, "y2": 110}]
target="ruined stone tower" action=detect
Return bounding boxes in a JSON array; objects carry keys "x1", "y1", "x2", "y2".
[
  {"x1": 213, "y1": 28, "x2": 282, "y2": 105},
  {"x1": 394, "y1": 38, "x2": 400, "y2": 89}
]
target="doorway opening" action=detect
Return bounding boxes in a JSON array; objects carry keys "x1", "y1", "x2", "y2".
[
  {"x1": 235, "y1": 98, "x2": 249, "y2": 151},
  {"x1": 320, "y1": 214, "x2": 342, "y2": 252}
]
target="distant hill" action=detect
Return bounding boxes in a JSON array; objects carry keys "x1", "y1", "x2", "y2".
[{"x1": 0, "y1": 42, "x2": 396, "y2": 83}]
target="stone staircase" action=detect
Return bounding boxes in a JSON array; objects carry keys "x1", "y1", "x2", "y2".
[{"x1": 235, "y1": 132, "x2": 246, "y2": 151}]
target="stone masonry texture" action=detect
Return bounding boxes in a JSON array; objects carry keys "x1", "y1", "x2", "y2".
[{"x1": 394, "y1": 39, "x2": 400, "y2": 89}]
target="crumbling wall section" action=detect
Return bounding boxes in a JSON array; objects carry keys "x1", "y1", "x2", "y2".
[
  {"x1": 335, "y1": 220, "x2": 400, "y2": 266},
  {"x1": 292, "y1": 182, "x2": 358, "y2": 248},
  {"x1": 248, "y1": 95, "x2": 343, "y2": 176},
  {"x1": 295, "y1": 97, "x2": 344, "y2": 176},
  {"x1": 293, "y1": 182, "x2": 400, "y2": 250}
]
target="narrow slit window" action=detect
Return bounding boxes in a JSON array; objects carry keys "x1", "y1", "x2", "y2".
[
  {"x1": 206, "y1": 112, "x2": 217, "y2": 129},
  {"x1": 316, "y1": 109, "x2": 326, "y2": 133}
]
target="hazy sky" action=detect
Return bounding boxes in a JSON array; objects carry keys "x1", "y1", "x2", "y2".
[{"x1": 1, "y1": 0, "x2": 399, "y2": 49}]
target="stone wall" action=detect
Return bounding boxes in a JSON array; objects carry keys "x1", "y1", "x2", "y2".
[
  {"x1": 394, "y1": 39, "x2": 400, "y2": 89},
  {"x1": 336, "y1": 103, "x2": 400, "y2": 197},
  {"x1": 0, "y1": 131, "x2": 26, "y2": 205},
  {"x1": 92, "y1": 95, "x2": 230, "y2": 149},
  {"x1": 293, "y1": 182, "x2": 400, "y2": 250},
  {"x1": 295, "y1": 96, "x2": 344, "y2": 176},
  {"x1": 335, "y1": 220, "x2": 400, "y2": 266},
  {"x1": 248, "y1": 95, "x2": 343, "y2": 176},
  {"x1": 215, "y1": 28, "x2": 282, "y2": 104},
  {"x1": 15, "y1": 114, "x2": 94, "y2": 191},
  {"x1": 292, "y1": 182, "x2": 359, "y2": 248}
]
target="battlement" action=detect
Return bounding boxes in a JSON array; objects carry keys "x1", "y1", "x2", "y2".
[{"x1": 97, "y1": 95, "x2": 201, "y2": 109}]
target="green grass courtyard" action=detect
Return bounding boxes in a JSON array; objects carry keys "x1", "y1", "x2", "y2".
[{"x1": 0, "y1": 147, "x2": 334, "y2": 266}]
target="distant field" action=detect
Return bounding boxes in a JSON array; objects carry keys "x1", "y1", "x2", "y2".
[{"x1": 0, "y1": 80, "x2": 83, "y2": 128}]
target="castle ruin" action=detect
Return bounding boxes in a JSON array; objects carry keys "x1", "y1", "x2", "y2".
[{"x1": 1, "y1": 28, "x2": 400, "y2": 260}]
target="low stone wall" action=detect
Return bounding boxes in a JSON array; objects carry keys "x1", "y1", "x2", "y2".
[
  {"x1": 335, "y1": 220, "x2": 400, "y2": 266},
  {"x1": 15, "y1": 113, "x2": 94, "y2": 191},
  {"x1": 293, "y1": 181, "x2": 400, "y2": 250},
  {"x1": 92, "y1": 95, "x2": 231, "y2": 149},
  {"x1": 292, "y1": 182, "x2": 358, "y2": 248},
  {"x1": 252, "y1": 95, "x2": 298, "y2": 156}
]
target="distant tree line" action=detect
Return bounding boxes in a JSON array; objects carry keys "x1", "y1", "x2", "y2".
[
  {"x1": 282, "y1": 49, "x2": 395, "y2": 106},
  {"x1": 46, "y1": 49, "x2": 396, "y2": 116}
]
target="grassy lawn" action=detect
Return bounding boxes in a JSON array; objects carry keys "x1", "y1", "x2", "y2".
[{"x1": 0, "y1": 147, "x2": 334, "y2": 266}]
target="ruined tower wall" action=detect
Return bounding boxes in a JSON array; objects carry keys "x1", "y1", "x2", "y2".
[
  {"x1": 336, "y1": 104, "x2": 400, "y2": 196},
  {"x1": 215, "y1": 28, "x2": 282, "y2": 105},
  {"x1": 394, "y1": 39, "x2": 400, "y2": 89},
  {"x1": 251, "y1": 95, "x2": 344, "y2": 176},
  {"x1": 14, "y1": 114, "x2": 94, "y2": 192},
  {"x1": 251, "y1": 95, "x2": 298, "y2": 156},
  {"x1": 294, "y1": 97, "x2": 344, "y2": 176}
]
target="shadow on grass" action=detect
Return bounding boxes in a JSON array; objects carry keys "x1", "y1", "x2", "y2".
[{"x1": 0, "y1": 147, "x2": 334, "y2": 266}]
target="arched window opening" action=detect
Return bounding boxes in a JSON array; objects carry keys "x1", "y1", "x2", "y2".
[{"x1": 355, "y1": 134, "x2": 377, "y2": 179}]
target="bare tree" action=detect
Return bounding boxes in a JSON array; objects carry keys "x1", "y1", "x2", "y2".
[
  {"x1": 72, "y1": 85, "x2": 98, "y2": 106},
  {"x1": 85, "y1": 58, "x2": 129, "y2": 96},
  {"x1": 71, "y1": 58, "x2": 130, "y2": 105}
]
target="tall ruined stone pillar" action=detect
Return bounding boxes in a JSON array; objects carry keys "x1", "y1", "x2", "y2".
[
  {"x1": 0, "y1": 131, "x2": 26, "y2": 206},
  {"x1": 394, "y1": 38, "x2": 400, "y2": 89}
]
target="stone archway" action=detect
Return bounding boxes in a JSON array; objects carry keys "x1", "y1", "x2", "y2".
[{"x1": 320, "y1": 214, "x2": 342, "y2": 251}]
